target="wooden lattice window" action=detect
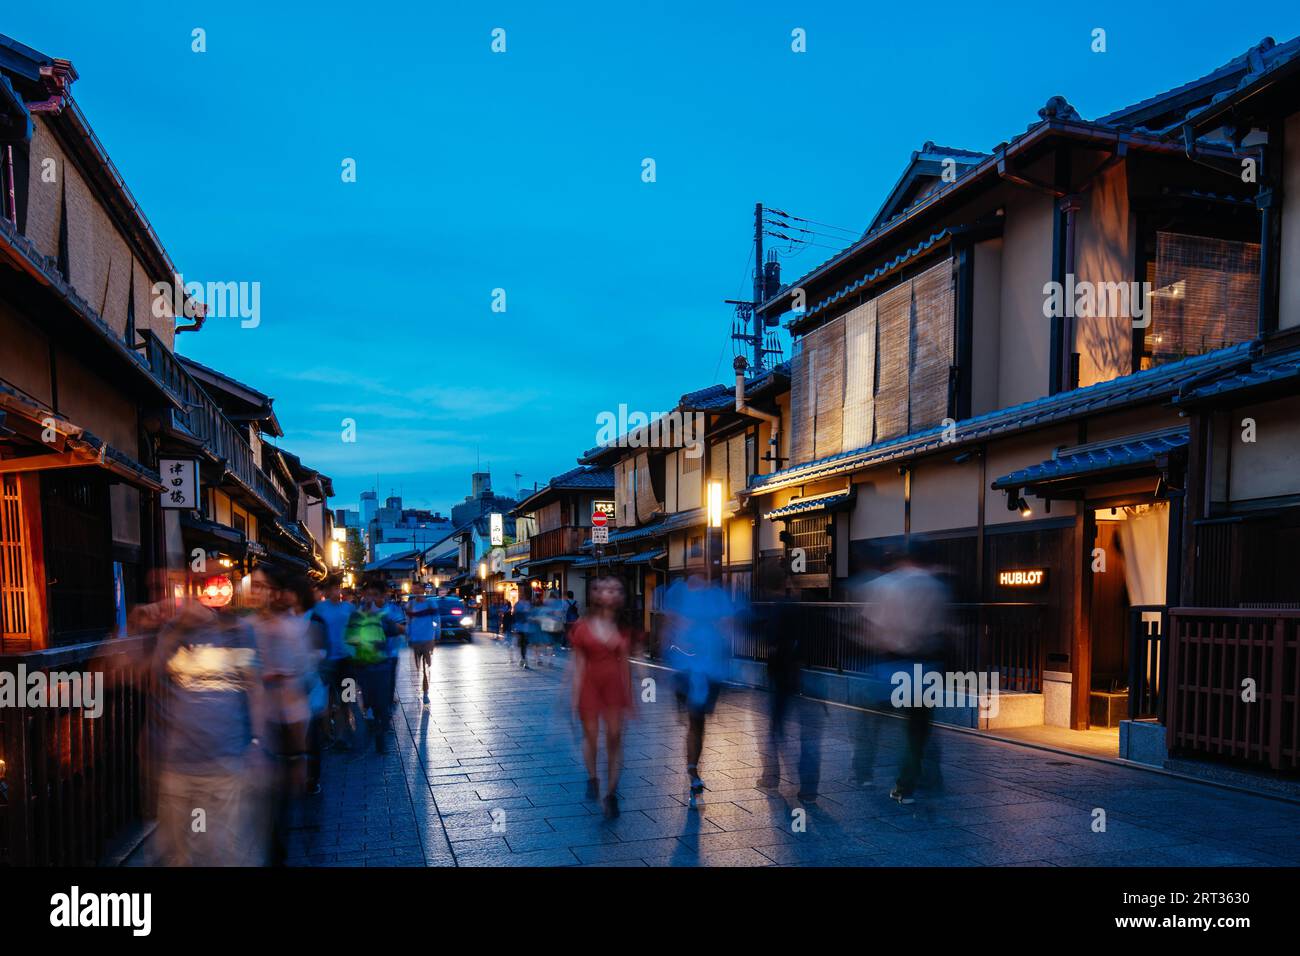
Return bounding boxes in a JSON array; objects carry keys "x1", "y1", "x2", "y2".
[
  {"x1": 787, "y1": 514, "x2": 830, "y2": 573},
  {"x1": 1, "y1": 474, "x2": 30, "y2": 650}
]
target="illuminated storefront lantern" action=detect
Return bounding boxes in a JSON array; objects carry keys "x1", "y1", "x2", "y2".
[{"x1": 199, "y1": 574, "x2": 235, "y2": 608}]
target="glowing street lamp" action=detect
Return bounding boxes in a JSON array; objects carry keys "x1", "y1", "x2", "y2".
[
  {"x1": 707, "y1": 479, "x2": 723, "y2": 529},
  {"x1": 706, "y1": 479, "x2": 724, "y2": 581}
]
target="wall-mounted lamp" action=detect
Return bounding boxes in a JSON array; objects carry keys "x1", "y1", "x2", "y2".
[{"x1": 1017, "y1": 497, "x2": 1032, "y2": 518}]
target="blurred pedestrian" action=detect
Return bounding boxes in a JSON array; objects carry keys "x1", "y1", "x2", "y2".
[
  {"x1": 249, "y1": 567, "x2": 323, "y2": 865},
  {"x1": 309, "y1": 577, "x2": 356, "y2": 749},
  {"x1": 860, "y1": 539, "x2": 950, "y2": 804},
  {"x1": 152, "y1": 575, "x2": 262, "y2": 866},
  {"x1": 663, "y1": 574, "x2": 732, "y2": 803},
  {"x1": 538, "y1": 588, "x2": 566, "y2": 666},
  {"x1": 500, "y1": 599, "x2": 516, "y2": 643},
  {"x1": 344, "y1": 582, "x2": 401, "y2": 753},
  {"x1": 383, "y1": 591, "x2": 407, "y2": 707},
  {"x1": 514, "y1": 592, "x2": 535, "y2": 669},
  {"x1": 568, "y1": 576, "x2": 634, "y2": 818},
  {"x1": 406, "y1": 589, "x2": 439, "y2": 703},
  {"x1": 562, "y1": 589, "x2": 580, "y2": 649},
  {"x1": 756, "y1": 561, "x2": 823, "y2": 799}
]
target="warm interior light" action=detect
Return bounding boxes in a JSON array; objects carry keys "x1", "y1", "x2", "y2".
[
  {"x1": 479, "y1": 561, "x2": 487, "y2": 580},
  {"x1": 707, "y1": 480, "x2": 723, "y2": 528}
]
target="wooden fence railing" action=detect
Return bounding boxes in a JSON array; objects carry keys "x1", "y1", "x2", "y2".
[
  {"x1": 0, "y1": 636, "x2": 154, "y2": 866},
  {"x1": 1167, "y1": 608, "x2": 1300, "y2": 772},
  {"x1": 652, "y1": 601, "x2": 1046, "y2": 692}
]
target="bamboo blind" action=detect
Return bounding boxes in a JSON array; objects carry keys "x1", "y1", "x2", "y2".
[
  {"x1": 1151, "y1": 232, "x2": 1259, "y2": 362},
  {"x1": 634, "y1": 452, "x2": 659, "y2": 523},
  {"x1": 842, "y1": 299, "x2": 876, "y2": 451},
  {"x1": 909, "y1": 258, "x2": 956, "y2": 430},
  {"x1": 874, "y1": 281, "x2": 913, "y2": 441}
]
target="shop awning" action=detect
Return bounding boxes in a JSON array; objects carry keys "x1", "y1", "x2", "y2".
[
  {"x1": 762, "y1": 488, "x2": 854, "y2": 521},
  {"x1": 180, "y1": 512, "x2": 247, "y2": 551},
  {"x1": 0, "y1": 383, "x2": 163, "y2": 491},
  {"x1": 992, "y1": 427, "x2": 1189, "y2": 495}
]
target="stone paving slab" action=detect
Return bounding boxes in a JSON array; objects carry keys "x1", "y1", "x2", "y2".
[{"x1": 286, "y1": 635, "x2": 1300, "y2": 867}]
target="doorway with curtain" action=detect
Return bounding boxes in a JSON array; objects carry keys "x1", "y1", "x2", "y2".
[{"x1": 1090, "y1": 501, "x2": 1168, "y2": 730}]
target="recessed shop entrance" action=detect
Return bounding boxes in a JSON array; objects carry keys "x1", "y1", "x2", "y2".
[{"x1": 1081, "y1": 500, "x2": 1168, "y2": 735}]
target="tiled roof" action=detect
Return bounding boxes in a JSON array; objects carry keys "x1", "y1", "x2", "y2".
[
  {"x1": 1179, "y1": 347, "x2": 1300, "y2": 402},
  {"x1": 745, "y1": 343, "x2": 1254, "y2": 497},
  {"x1": 790, "y1": 230, "x2": 952, "y2": 329},
  {"x1": 606, "y1": 507, "x2": 706, "y2": 545},
  {"x1": 579, "y1": 380, "x2": 732, "y2": 462},
  {"x1": 625, "y1": 549, "x2": 666, "y2": 566},
  {"x1": 573, "y1": 554, "x2": 623, "y2": 569},
  {"x1": 679, "y1": 383, "x2": 735, "y2": 412},
  {"x1": 761, "y1": 490, "x2": 853, "y2": 521},
  {"x1": 551, "y1": 465, "x2": 614, "y2": 489},
  {"x1": 1098, "y1": 34, "x2": 1300, "y2": 134},
  {"x1": 991, "y1": 428, "x2": 1188, "y2": 490},
  {"x1": 363, "y1": 550, "x2": 420, "y2": 572},
  {"x1": 514, "y1": 464, "x2": 614, "y2": 514}
]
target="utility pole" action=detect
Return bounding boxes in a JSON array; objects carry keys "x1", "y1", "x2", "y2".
[
  {"x1": 752, "y1": 201, "x2": 763, "y2": 372},
  {"x1": 727, "y1": 202, "x2": 782, "y2": 375}
]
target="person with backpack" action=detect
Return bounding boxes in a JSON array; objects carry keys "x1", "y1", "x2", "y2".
[
  {"x1": 562, "y1": 590, "x2": 580, "y2": 649},
  {"x1": 537, "y1": 589, "x2": 566, "y2": 665},
  {"x1": 344, "y1": 582, "x2": 401, "y2": 753}
]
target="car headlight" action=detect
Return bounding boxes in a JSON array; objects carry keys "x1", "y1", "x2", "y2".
[{"x1": 460, "y1": 616, "x2": 475, "y2": 627}]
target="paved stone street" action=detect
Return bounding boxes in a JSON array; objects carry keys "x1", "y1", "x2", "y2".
[{"x1": 288, "y1": 635, "x2": 1300, "y2": 867}]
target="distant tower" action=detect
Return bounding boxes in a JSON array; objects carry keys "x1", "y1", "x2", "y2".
[
  {"x1": 360, "y1": 490, "x2": 378, "y2": 526},
  {"x1": 471, "y1": 471, "x2": 491, "y2": 499}
]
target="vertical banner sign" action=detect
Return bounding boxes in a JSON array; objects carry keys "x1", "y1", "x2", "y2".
[
  {"x1": 159, "y1": 458, "x2": 199, "y2": 509},
  {"x1": 490, "y1": 512, "x2": 504, "y2": 546}
]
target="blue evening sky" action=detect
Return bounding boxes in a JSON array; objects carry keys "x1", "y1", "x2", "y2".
[{"x1": 9, "y1": 2, "x2": 1298, "y2": 514}]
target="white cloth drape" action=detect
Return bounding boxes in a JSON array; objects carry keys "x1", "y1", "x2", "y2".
[{"x1": 1117, "y1": 503, "x2": 1168, "y2": 607}]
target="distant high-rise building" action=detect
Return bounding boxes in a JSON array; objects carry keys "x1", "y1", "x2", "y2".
[
  {"x1": 452, "y1": 469, "x2": 517, "y2": 529},
  {"x1": 360, "y1": 490, "x2": 378, "y2": 527}
]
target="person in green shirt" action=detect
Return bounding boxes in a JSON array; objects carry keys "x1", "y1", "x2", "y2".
[{"x1": 344, "y1": 583, "x2": 399, "y2": 752}]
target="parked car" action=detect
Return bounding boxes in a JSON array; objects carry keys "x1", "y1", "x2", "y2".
[{"x1": 435, "y1": 596, "x2": 474, "y2": 641}]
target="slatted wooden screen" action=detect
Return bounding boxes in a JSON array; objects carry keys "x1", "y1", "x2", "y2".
[
  {"x1": 727, "y1": 433, "x2": 747, "y2": 498},
  {"x1": 812, "y1": 315, "x2": 846, "y2": 460},
  {"x1": 874, "y1": 282, "x2": 912, "y2": 441},
  {"x1": 909, "y1": 258, "x2": 956, "y2": 430},
  {"x1": 1151, "y1": 232, "x2": 1259, "y2": 363},
  {"x1": 1167, "y1": 609, "x2": 1300, "y2": 771},
  {"x1": 634, "y1": 452, "x2": 658, "y2": 523},
  {"x1": 842, "y1": 300, "x2": 876, "y2": 451}
]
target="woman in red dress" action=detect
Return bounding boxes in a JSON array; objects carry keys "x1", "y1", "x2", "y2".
[{"x1": 569, "y1": 576, "x2": 634, "y2": 818}]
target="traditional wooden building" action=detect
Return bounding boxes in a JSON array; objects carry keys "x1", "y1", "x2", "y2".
[
  {"x1": 511, "y1": 464, "x2": 613, "y2": 611},
  {"x1": 0, "y1": 31, "x2": 333, "y2": 864},
  {"x1": 741, "y1": 34, "x2": 1300, "y2": 768}
]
